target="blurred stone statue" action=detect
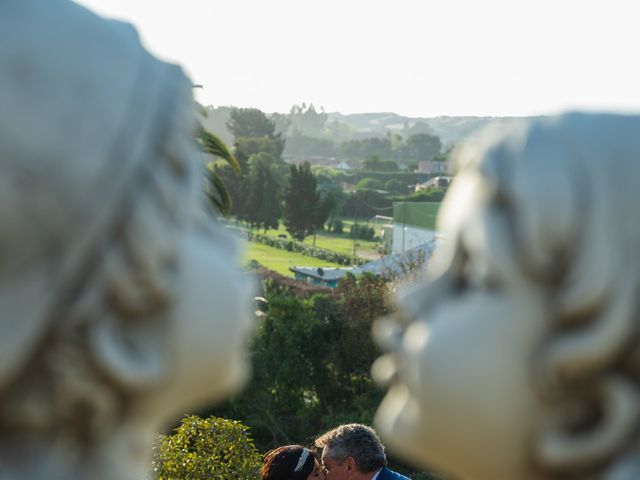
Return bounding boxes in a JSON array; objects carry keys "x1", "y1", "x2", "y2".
[
  {"x1": 0, "y1": 1, "x2": 253, "y2": 479},
  {"x1": 374, "y1": 113, "x2": 640, "y2": 480}
]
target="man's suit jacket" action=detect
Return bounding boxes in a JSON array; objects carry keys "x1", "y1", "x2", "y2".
[{"x1": 377, "y1": 466, "x2": 412, "y2": 480}]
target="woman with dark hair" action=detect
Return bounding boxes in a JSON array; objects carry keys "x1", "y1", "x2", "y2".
[{"x1": 260, "y1": 445, "x2": 325, "y2": 480}]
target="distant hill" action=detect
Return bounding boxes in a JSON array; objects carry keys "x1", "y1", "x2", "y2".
[
  {"x1": 326, "y1": 112, "x2": 537, "y2": 146},
  {"x1": 198, "y1": 103, "x2": 539, "y2": 149}
]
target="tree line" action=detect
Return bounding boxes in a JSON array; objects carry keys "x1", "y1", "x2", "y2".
[
  {"x1": 201, "y1": 103, "x2": 446, "y2": 166},
  {"x1": 212, "y1": 107, "x2": 335, "y2": 241}
]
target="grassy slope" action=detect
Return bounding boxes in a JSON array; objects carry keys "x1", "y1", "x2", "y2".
[
  {"x1": 256, "y1": 222, "x2": 381, "y2": 257},
  {"x1": 243, "y1": 242, "x2": 345, "y2": 277}
]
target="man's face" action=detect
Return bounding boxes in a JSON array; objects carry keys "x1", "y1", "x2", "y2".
[{"x1": 321, "y1": 447, "x2": 349, "y2": 480}]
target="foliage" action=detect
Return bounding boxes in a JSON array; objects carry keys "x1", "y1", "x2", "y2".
[
  {"x1": 197, "y1": 123, "x2": 240, "y2": 217},
  {"x1": 396, "y1": 186, "x2": 447, "y2": 203},
  {"x1": 384, "y1": 178, "x2": 408, "y2": 194},
  {"x1": 313, "y1": 193, "x2": 336, "y2": 235},
  {"x1": 235, "y1": 136, "x2": 285, "y2": 164},
  {"x1": 327, "y1": 219, "x2": 344, "y2": 234},
  {"x1": 406, "y1": 132, "x2": 442, "y2": 162},
  {"x1": 361, "y1": 155, "x2": 399, "y2": 172},
  {"x1": 227, "y1": 107, "x2": 279, "y2": 139},
  {"x1": 356, "y1": 177, "x2": 385, "y2": 191},
  {"x1": 211, "y1": 274, "x2": 389, "y2": 449},
  {"x1": 152, "y1": 415, "x2": 261, "y2": 480},
  {"x1": 341, "y1": 190, "x2": 393, "y2": 219},
  {"x1": 288, "y1": 103, "x2": 328, "y2": 137},
  {"x1": 349, "y1": 223, "x2": 376, "y2": 241},
  {"x1": 282, "y1": 162, "x2": 321, "y2": 241},
  {"x1": 197, "y1": 104, "x2": 234, "y2": 145},
  {"x1": 339, "y1": 137, "x2": 393, "y2": 160},
  {"x1": 246, "y1": 158, "x2": 280, "y2": 232},
  {"x1": 347, "y1": 171, "x2": 432, "y2": 186},
  {"x1": 208, "y1": 274, "x2": 440, "y2": 479}
]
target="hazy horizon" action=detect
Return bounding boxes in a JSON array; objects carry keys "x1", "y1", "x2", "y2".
[{"x1": 75, "y1": 0, "x2": 640, "y2": 118}]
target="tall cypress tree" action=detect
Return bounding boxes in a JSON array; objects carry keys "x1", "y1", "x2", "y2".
[{"x1": 282, "y1": 162, "x2": 320, "y2": 241}]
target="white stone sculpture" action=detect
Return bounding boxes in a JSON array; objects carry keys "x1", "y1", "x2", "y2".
[
  {"x1": 374, "y1": 113, "x2": 640, "y2": 480},
  {"x1": 0, "y1": 1, "x2": 253, "y2": 479}
]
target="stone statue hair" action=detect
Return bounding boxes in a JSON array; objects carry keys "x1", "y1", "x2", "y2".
[
  {"x1": 449, "y1": 113, "x2": 640, "y2": 478},
  {"x1": 0, "y1": 85, "x2": 197, "y2": 445}
]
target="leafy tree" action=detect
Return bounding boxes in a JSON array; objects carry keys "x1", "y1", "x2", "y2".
[
  {"x1": 405, "y1": 120, "x2": 436, "y2": 137},
  {"x1": 152, "y1": 415, "x2": 261, "y2": 480},
  {"x1": 356, "y1": 177, "x2": 385, "y2": 191},
  {"x1": 342, "y1": 190, "x2": 392, "y2": 218},
  {"x1": 212, "y1": 161, "x2": 247, "y2": 218},
  {"x1": 246, "y1": 154, "x2": 280, "y2": 232},
  {"x1": 328, "y1": 219, "x2": 344, "y2": 234},
  {"x1": 384, "y1": 178, "x2": 408, "y2": 194},
  {"x1": 361, "y1": 155, "x2": 399, "y2": 172},
  {"x1": 288, "y1": 103, "x2": 327, "y2": 137},
  {"x1": 282, "y1": 162, "x2": 320, "y2": 241},
  {"x1": 311, "y1": 193, "x2": 336, "y2": 241},
  {"x1": 227, "y1": 107, "x2": 279, "y2": 139},
  {"x1": 209, "y1": 277, "x2": 439, "y2": 479},
  {"x1": 349, "y1": 223, "x2": 376, "y2": 241},
  {"x1": 235, "y1": 136, "x2": 285, "y2": 164},
  {"x1": 406, "y1": 133, "x2": 442, "y2": 162}
]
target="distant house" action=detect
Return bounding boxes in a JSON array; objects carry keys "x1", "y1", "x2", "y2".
[
  {"x1": 289, "y1": 266, "x2": 352, "y2": 288},
  {"x1": 416, "y1": 160, "x2": 452, "y2": 174},
  {"x1": 414, "y1": 176, "x2": 452, "y2": 192},
  {"x1": 335, "y1": 160, "x2": 351, "y2": 170},
  {"x1": 289, "y1": 237, "x2": 443, "y2": 286}
]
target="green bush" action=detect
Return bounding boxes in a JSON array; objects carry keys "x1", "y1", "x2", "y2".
[
  {"x1": 349, "y1": 223, "x2": 376, "y2": 241},
  {"x1": 152, "y1": 415, "x2": 261, "y2": 480},
  {"x1": 328, "y1": 219, "x2": 344, "y2": 234},
  {"x1": 355, "y1": 177, "x2": 385, "y2": 191}
]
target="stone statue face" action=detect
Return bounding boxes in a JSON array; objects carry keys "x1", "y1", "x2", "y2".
[
  {"x1": 375, "y1": 170, "x2": 549, "y2": 480},
  {"x1": 0, "y1": 1, "x2": 255, "y2": 478},
  {"x1": 158, "y1": 227, "x2": 253, "y2": 414},
  {"x1": 374, "y1": 114, "x2": 640, "y2": 480}
]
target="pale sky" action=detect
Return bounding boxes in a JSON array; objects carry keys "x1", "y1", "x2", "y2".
[{"x1": 75, "y1": 0, "x2": 640, "y2": 117}]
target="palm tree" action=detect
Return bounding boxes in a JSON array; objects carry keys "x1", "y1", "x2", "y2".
[{"x1": 196, "y1": 116, "x2": 240, "y2": 217}]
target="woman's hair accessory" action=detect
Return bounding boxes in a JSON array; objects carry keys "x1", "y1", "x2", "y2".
[{"x1": 294, "y1": 448, "x2": 311, "y2": 473}]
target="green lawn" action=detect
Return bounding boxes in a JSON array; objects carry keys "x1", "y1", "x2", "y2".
[
  {"x1": 253, "y1": 222, "x2": 381, "y2": 258},
  {"x1": 243, "y1": 242, "x2": 345, "y2": 277}
]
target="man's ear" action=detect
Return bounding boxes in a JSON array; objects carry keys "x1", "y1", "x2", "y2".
[{"x1": 344, "y1": 456, "x2": 357, "y2": 475}]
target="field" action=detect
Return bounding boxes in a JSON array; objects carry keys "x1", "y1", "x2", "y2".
[
  {"x1": 243, "y1": 242, "x2": 344, "y2": 277},
  {"x1": 257, "y1": 221, "x2": 383, "y2": 258}
]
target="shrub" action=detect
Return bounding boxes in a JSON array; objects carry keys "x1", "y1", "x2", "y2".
[
  {"x1": 349, "y1": 223, "x2": 376, "y2": 241},
  {"x1": 355, "y1": 177, "x2": 385, "y2": 191},
  {"x1": 152, "y1": 415, "x2": 261, "y2": 480},
  {"x1": 328, "y1": 219, "x2": 344, "y2": 234}
]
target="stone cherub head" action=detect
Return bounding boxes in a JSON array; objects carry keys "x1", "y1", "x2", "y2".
[
  {"x1": 374, "y1": 113, "x2": 640, "y2": 480},
  {"x1": 0, "y1": 1, "x2": 253, "y2": 479}
]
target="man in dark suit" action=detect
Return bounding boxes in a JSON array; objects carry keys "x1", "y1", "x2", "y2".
[{"x1": 315, "y1": 424, "x2": 412, "y2": 480}]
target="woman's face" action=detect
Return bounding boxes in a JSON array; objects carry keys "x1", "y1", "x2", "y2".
[
  {"x1": 375, "y1": 170, "x2": 550, "y2": 480},
  {"x1": 307, "y1": 459, "x2": 326, "y2": 480}
]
